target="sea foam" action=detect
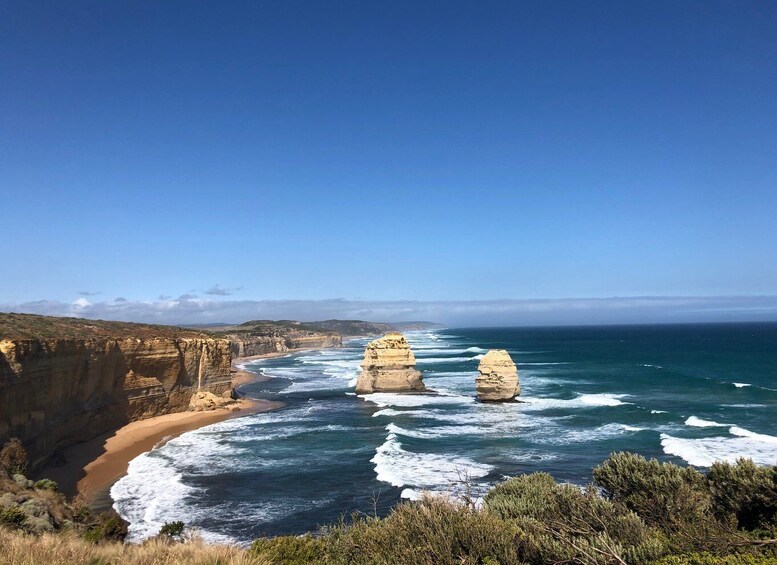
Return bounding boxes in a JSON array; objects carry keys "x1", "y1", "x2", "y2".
[
  {"x1": 371, "y1": 431, "x2": 492, "y2": 489},
  {"x1": 661, "y1": 426, "x2": 777, "y2": 467},
  {"x1": 685, "y1": 416, "x2": 727, "y2": 428}
]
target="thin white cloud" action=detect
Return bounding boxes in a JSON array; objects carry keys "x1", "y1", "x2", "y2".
[
  {"x1": 2, "y1": 295, "x2": 776, "y2": 327},
  {"x1": 204, "y1": 285, "x2": 243, "y2": 296}
]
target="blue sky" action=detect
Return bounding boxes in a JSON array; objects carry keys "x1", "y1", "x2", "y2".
[{"x1": 1, "y1": 1, "x2": 776, "y2": 324}]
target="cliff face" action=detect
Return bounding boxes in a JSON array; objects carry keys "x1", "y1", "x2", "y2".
[
  {"x1": 475, "y1": 349, "x2": 520, "y2": 402},
  {"x1": 355, "y1": 332, "x2": 425, "y2": 394},
  {"x1": 224, "y1": 331, "x2": 343, "y2": 357},
  {"x1": 0, "y1": 335, "x2": 231, "y2": 469}
]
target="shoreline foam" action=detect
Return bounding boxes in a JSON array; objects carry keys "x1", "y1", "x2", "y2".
[{"x1": 39, "y1": 348, "x2": 324, "y2": 510}]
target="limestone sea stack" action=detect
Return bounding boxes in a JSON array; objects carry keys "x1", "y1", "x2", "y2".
[
  {"x1": 476, "y1": 349, "x2": 520, "y2": 401},
  {"x1": 354, "y1": 332, "x2": 425, "y2": 394}
]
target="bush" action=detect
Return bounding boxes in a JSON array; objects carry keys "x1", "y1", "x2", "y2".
[
  {"x1": 320, "y1": 496, "x2": 521, "y2": 565},
  {"x1": 33, "y1": 479, "x2": 58, "y2": 492},
  {"x1": 707, "y1": 459, "x2": 777, "y2": 532},
  {"x1": 0, "y1": 438, "x2": 28, "y2": 476},
  {"x1": 593, "y1": 452, "x2": 738, "y2": 552},
  {"x1": 70, "y1": 495, "x2": 92, "y2": 524},
  {"x1": 593, "y1": 452, "x2": 710, "y2": 528},
  {"x1": 83, "y1": 510, "x2": 128, "y2": 544},
  {"x1": 485, "y1": 473, "x2": 665, "y2": 564},
  {"x1": 159, "y1": 520, "x2": 186, "y2": 541},
  {"x1": 0, "y1": 505, "x2": 27, "y2": 528},
  {"x1": 251, "y1": 534, "x2": 324, "y2": 564}
]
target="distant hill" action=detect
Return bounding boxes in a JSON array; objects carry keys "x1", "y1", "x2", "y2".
[
  {"x1": 0, "y1": 313, "x2": 445, "y2": 341},
  {"x1": 205, "y1": 319, "x2": 444, "y2": 338}
]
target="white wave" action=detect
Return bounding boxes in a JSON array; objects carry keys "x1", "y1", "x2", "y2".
[
  {"x1": 651, "y1": 410, "x2": 668, "y2": 414},
  {"x1": 372, "y1": 408, "x2": 405, "y2": 418},
  {"x1": 386, "y1": 422, "x2": 486, "y2": 439},
  {"x1": 685, "y1": 416, "x2": 727, "y2": 428},
  {"x1": 421, "y1": 405, "x2": 549, "y2": 427},
  {"x1": 730, "y1": 426, "x2": 777, "y2": 445},
  {"x1": 416, "y1": 356, "x2": 477, "y2": 364},
  {"x1": 661, "y1": 427, "x2": 777, "y2": 467},
  {"x1": 733, "y1": 382, "x2": 752, "y2": 388},
  {"x1": 400, "y1": 488, "x2": 421, "y2": 500},
  {"x1": 534, "y1": 423, "x2": 643, "y2": 445},
  {"x1": 414, "y1": 348, "x2": 468, "y2": 355},
  {"x1": 112, "y1": 450, "x2": 196, "y2": 542},
  {"x1": 504, "y1": 450, "x2": 559, "y2": 462},
  {"x1": 640, "y1": 364, "x2": 664, "y2": 369},
  {"x1": 360, "y1": 392, "x2": 474, "y2": 408},
  {"x1": 465, "y1": 347, "x2": 486, "y2": 353},
  {"x1": 371, "y1": 432, "x2": 492, "y2": 489},
  {"x1": 520, "y1": 393, "x2": 630, "y2": 411}
]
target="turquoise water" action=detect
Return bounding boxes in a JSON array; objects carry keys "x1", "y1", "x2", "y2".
[{"x1": 112, "y1": 323, "x2": 777, "y2": 544}]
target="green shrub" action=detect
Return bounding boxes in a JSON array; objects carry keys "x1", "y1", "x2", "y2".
[
  {"x1": 593, "y1": 452, "x2": 736, "y2": 552},
  {"x1": 70, "y1": 495, "x2": 92, "y2": 524},
  {"x1": 0, "y1": 505, "x2": 27, "y2": 528},
  {"x1": 320, "y1": 496, "x2": 520, "y2": 565},
  {"x1": 33, "y1": 479, "x2": 58, "y2": 492},
  {"x1": 158, "y1": 520, "x2": 186, "y2": 541},
  {"x1": 250, "y1": 534, "x2": 324, "y2": 564},
  {"x1": 707, "y1": 460, "x2": 777, "y2": 532},
  {"x1": 0, "y1": 438, "x2": 27, "y2": 476},
  {"x1": 593, "y1": 452, "x2": 710, "y2": 528},
  {"x1": 83, "y1": 510, "x2": 128, "y2": 544},
  {"x1": 485, "y1": 473, "x2": 665, "y2": 564}
]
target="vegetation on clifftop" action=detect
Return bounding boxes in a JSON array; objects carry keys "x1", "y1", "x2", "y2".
[
  {"x1": 0, "y1": 312, "x2": 210, "y2": 340},
  {"x1": 1, "y1": 447, "x2": 775, "y2": 564},
  {"x1": 0, "y1": 311, "x2": 443, "y2": 342}
]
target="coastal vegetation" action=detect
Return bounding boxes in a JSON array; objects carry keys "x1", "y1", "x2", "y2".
[{"x1": 2, "y1": 440, "x2": 775, "y2": 564}]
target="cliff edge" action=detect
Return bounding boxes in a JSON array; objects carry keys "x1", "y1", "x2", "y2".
[{"x1": 0, "y1": 313, "x2": 232, "y2": 469}]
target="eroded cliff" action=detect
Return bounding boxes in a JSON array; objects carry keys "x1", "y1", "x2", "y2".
[
  {"x1": 0, "y1": 314, "x2": 231, "y2": 469},
  {"x1": 213, "y1": 320, "x2": 342, "y2": 358}
]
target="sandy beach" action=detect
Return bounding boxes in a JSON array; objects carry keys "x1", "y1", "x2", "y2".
[
  {"x1": 37, "y1": 350, "x2": 297, "y2": 510},
  {"x1": 78, "y1": 397, "x2": 285, "y2": 509},
  {"x1": 41, "y1": 348, "x2": 327, "y2": 510}
]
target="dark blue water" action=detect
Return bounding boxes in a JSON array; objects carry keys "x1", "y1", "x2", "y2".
[{"x1": 112, "y1": 323, "x2": 777, "y2": 544}]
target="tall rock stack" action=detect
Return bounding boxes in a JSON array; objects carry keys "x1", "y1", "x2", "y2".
[
  {"x1": 354, "y1": 332, "x2": 425, "y2": 394},
  {"x1": 476, "y1": 349, "x2": 520, "y2": 401}
]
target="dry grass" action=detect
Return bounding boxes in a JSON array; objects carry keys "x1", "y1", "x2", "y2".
[
  {"x1": 0, "y1": 528, "x2": 266, "y2": 565},
  {"x1": 0, "y1": 312, "x2": 210, "y2": 340}
]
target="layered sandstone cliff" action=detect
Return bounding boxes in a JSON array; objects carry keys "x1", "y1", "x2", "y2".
[
  {"x1": 476, "y1": 349, "x2": 520, "y2": 402},
  {"x1": 355, "y1": 332, "x2": 425, "y2": 394},
  {"x1": 212, "y1": 320, "x2": 342, "y2": 358},
  {"x1": 227, "y1": 333, "x2": 342, "y2": 358},
  {"x1": 0, "y1": 314, "x2": 232, "y2": 469}
]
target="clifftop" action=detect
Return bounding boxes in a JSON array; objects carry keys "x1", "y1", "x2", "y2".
[{"x1": 0, "y1": 312, "x2": 208, "y2": 341}]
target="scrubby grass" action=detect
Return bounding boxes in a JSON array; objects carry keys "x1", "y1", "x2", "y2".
[
  {"x1": 0, "y1": 528, "x2": 266, "y2": 565},
  {"x1": 0, "y1": 312, "x2": 210, "y2": 340}
]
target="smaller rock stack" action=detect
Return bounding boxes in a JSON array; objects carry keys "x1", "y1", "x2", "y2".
[
  {"x1": 476, "y1": 349, "x2": 520, "y2": 401},
  {"x1": 355, "y1": 332, "x2": 425, "y2": 394}
]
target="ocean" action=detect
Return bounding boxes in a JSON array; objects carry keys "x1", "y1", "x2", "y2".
[{"x1": 111, "y1": 323, "x2": 777, "y2": 544}]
